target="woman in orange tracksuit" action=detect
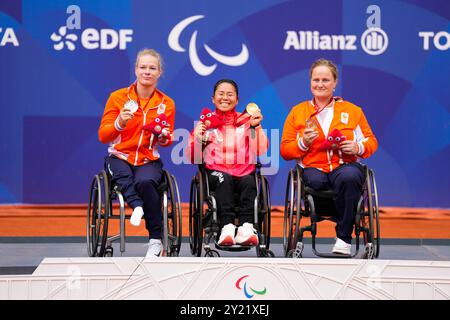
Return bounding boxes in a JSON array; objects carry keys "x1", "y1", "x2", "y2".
[
  {"x1": 98, "y1": 48, "x2": 175, "y2": 258},
  {"x1": 280, "y1": 58, "x2": 378, "y2": 255}
]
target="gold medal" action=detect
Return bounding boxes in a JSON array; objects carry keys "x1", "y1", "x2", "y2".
[{"x1": 246, "y1": 102, "x2": 260, "y2": 116}]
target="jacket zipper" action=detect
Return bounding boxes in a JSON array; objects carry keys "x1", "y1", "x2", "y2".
[{"x1": 134, "y1": 110, "x2": 147, "y2": 166}]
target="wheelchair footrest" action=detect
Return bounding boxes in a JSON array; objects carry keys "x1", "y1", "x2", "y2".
[
  {"x1": 214, "y1": 243, "x2": 253, "y2": 252},
  {"x1": 313, "y1": 251, "x2": 353, "y2": 259}
]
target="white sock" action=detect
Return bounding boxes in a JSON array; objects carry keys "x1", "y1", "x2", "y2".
[{"x1": 130, "y1": 206, "x2": 144, "y2": 226}]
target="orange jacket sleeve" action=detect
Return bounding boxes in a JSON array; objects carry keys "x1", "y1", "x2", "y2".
[
  {"x1": 98, "y1": 94, "x2": 121, "y2": 144},
  {"x1": 280, "y1": 106, "x2": 306, "y2": 161},
  {"x1": 356, "y1": 111, "x2": 378, "y2": 158}
]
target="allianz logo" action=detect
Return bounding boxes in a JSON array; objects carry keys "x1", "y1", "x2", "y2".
[
  {"x1": 50, "y1": 26, "x2": 133, "y2": 51},
  {"x1": 283, "y1": 29, "x2": 389, "y2": 55}
]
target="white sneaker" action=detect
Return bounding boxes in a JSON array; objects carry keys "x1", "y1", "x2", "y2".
[
  {"x1": 235, "y1": 223, "x2": 259, "y2": 246},
  {"x1": 332, "y1": 238, "x2": 351, "y2": 255},
  {"x1": 130, "y1": 206, "x2": 144, "y2": 226},
  {"x1": 217, "y1": 223, "x2": 236, "y2": 246},
  {"x1": 146, "y1": 239, "x2": 163, "y2": 258}
]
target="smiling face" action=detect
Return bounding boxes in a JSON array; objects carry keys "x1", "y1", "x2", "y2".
[
  {"x1": 212, "y1": 82, "x2": 238, "y2": 112},
  {"x1": 310, "y1": 65, "x2": 337, "y2": 101},
  {"x1": 135, "y1": 54, "x2": 161, "y2": 88}
]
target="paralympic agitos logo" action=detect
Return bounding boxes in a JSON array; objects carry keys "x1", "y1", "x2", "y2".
[
  {"x1": 168, "y1": 15, "x2": 249, "y2": 76},
  {"x1": 235, "y1": 275, "x2": 267, "y2": 299}
]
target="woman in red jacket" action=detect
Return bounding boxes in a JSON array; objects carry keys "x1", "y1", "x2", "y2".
[
  {"x1": 187, "y1": 79, "x2": 269, "y2": 246},
  {"x1": 98, "y1": 48, "x2": 175, "y2": 258},
  {"x1": 280, "y1": 59, "x2": 378, "y2": 255}
]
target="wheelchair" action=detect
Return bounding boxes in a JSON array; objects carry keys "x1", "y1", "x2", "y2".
[
  {"x1": 283, "y1": 163, "x2": 380, "y2": 259},
  {"x1": 188, "y1": 164, "x2": 274, "y2": 257},
  {"x1": 86, "y1": 167, "x2": 182, "y2": 257}
]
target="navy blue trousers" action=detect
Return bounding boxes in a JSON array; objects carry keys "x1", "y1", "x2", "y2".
[
  {"x1": 105, "y1": 156, "x2": 163, "y2": 239},
  {"x1": 302, "y1": 163, "x2": 364, "y2": 244},
  {"x1": 207, "y1": 170, "x2": 256, "y2": 227}
]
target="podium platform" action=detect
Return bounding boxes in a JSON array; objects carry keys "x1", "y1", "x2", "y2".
[{"x1": 1, "y1": 257, "x2": 449, "y2": 300}]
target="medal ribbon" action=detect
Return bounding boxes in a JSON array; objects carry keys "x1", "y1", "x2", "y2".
[
  {"x1": 310, "y1": 96, "x2": 335, "y2": 118},
  {"x1": 126, "y1": 82, "x2": 152, "y2": 111}
]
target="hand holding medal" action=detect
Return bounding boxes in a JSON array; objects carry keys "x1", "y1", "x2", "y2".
[
  {"x1": 119, "y1": 100, "x2": 139, "y2": 127},
  {"x1": 235, "y1": 102, "x2": 263, "y2": 127},
  {"x1": 247, "y1": 102, "x2": 263, "y2": 127}
]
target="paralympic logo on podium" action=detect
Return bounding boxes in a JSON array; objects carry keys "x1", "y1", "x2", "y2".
[
  {"x1": 235, "y1": 275, "x2": 267, "y2": 299},
  {"x1": 168, "y1": 15, "x2": 249, "y2": 76}
]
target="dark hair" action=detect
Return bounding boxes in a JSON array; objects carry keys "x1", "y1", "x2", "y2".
[{"x1": 213, "y1": 79, "x2": 239, "y2": 97}]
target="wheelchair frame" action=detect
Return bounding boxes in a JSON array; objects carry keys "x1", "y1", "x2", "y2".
[
  {"x1": 188, "y1": 164, "x2": 273, "y2": 257},
  {"x1": 283, "y1": 164, "x2": 380, "y2": 259},
  {"x1": 86, "y1": 169, "x2": 182, "y2": 257}
]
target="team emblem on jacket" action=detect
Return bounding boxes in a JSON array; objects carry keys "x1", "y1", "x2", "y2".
[
  {"x1": 157, "y1": 103, "x2": 166, "y2": 114},
  {"x1": 341, "y1": 112, "x2": 349, "y2": 124}
]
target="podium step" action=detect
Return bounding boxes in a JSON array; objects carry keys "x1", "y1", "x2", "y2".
[{"x1": 1, "y1": 257, "x2": 449, "y2": 300}]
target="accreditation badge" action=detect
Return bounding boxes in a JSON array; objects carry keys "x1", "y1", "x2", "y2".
[
  {"x1": 157, "y1": 103, "x2": 166, "y2": 115},
  {"x1": 341, "y1": 112, "x2": 349, "y2": 124},
  {"x1": 124, "y1": 99, "x2": 139, "y2": 114}
]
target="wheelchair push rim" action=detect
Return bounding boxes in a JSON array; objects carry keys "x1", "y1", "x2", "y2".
[
  {"x1": 189, "y1": 172, "x2": 205, "y2": 257},
  {"x1": 361, "y1": 167, "x2": 380, "y2": 258},
  {"x1": 283, "y1": 167, "x2": 302, "y2": 257},
  {"x1": 86, "y1": 170, "x2": 110, "y2": 257},
  {"x1": 162, "y1": 171, "x2": 182, "y2": 257},
  {"x1": 258, "y1": 174, "x2": 271, "y2": 250}
]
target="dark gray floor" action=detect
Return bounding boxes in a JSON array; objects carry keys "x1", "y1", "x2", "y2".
[{"x1": 1, "y1": 237, "x2": 449, "y2": 275}]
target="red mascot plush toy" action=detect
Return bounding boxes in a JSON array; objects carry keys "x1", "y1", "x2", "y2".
[
  {"x1": 142, "y1": 113, "x2": 170, "y2": 149},
  {"x1": 320, "y1": 128, "x2": 347, "y2": 164},
  {"x1": 198, "y1": 107, "x2": 223, "y2": 144},
  {"x1": 199, "y1": 107, "x2": 222, "y2": 129},
  {"x1": 320, "y1": 128, "x2": 346, "y2": 150}
]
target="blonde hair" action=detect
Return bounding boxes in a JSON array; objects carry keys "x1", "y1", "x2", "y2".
[
  {"x1": 135, "y1": 48, "x2": 163, "y2": 73},
  {"x1": 309, "y1": 58, "x2": 338, "y2": 80}
]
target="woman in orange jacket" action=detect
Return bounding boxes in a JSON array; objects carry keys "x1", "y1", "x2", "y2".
[
  {"x1": 280, "y1": 58, "x2": 378, "y2": 255},
  {"x1": 98, "y1": 48, "x2": 175, "y2": 258}
]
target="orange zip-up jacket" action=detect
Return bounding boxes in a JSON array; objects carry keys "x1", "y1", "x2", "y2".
[
  {"x1": 280, "y1": 99, "x2": 377, "y2": 172},
  {"x1": 98, "y1": 84, "x2": 175, "y2": 166}
]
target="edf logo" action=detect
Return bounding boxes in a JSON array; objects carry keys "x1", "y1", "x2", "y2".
[
  {"x1": 361, "y1": 5, "x2": 389, "y2": 55},
  {"x1": 50, "y1": 5, "x2": 133, "y2": 51}
]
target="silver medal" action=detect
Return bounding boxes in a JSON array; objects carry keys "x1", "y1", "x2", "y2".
[{"x1": 124, "y1": 99, "x2": 139, "y2": 114}]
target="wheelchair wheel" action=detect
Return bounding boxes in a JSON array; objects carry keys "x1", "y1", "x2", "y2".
[
  {"x1": 367, "y1": 168, "x2": 380, "y2": 257},
  {"x1": 86, "y1": 170, "x2": 110, "y2": 257},
  {"x1": 162, "y1": 171, "x2": 182, "y2": 257},
  {"x1": 205, "y1": 250, "x2": 220, "y2": 257},
  {"x1": 162, "y1": 171, "x2": 181, "y2": 256},
  {"x1": 283, "y1": 168, "x2": 301, "y2": 257},
  {"x1": 258, "y1": 175, "x2": 271, "y2": 250},
  {"x1": 169, "y1": 173, "x2": 183, "y2": 255},
  {"x1": 189, "y1": 176, "x2": 198, "y2": 255},
  {"x1": 189, "y1": 172, "x2": 205, "y2": 257},
  {"x1": 361, "y1": 168, "x2": 380, "y2": 258}
]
